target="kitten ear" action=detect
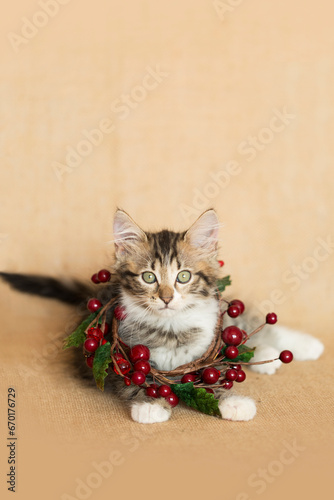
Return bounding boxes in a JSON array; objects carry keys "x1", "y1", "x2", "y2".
[
  {"x1": 184, "y1": 209, "x2": 219, "y2": 252},
  {"x1": 113, "y1": 209, "x2": 147, "y2": 256}
]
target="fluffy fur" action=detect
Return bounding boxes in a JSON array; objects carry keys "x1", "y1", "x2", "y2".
[
  {"x1": 113, "y1": 209, "x2": 221, "y2": 373},
  {"x1": 219, "y1": 395, "x2": 257, "y2": 421},
  {"x1": 0, "y1": 208, "x2": 325, "y2": 423}
]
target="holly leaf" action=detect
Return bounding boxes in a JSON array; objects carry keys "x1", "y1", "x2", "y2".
[
  {"x1": 217, "y1": 275, "x2": 232, "y2": 292},
  {"x1": 172, "y1": 382, "x2": 220, "y2": 416},
  {"x1": 222, "y1": 344, "x2": 255, "y2": 362},
  {"x1": 63, "y1": 312, "x2": 99, "y2": 349},
  {"x1": 93, "y1": 342, "x2": 112, "y2": 391}
]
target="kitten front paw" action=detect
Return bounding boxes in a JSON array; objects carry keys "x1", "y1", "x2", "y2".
[
  {"x1": 131, "y1": 402, "x2": 171, "y2": 424},
  {"x1": 219, "y1": 395, "x2": 256, "y2": 421},
  {"x1": 249, "y1": 345, "x2": 282, "y2": 375}
]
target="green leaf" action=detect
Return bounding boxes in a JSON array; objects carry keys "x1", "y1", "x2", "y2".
[
  {"x1": 92, "y1": 342, "x2": 112, "y2": 391},
  {"x1": 217, "y1": 275, "x2": 232, "y2": 292},
  {"x1": 172, "y1": 382, "x2": 220, "y2": 416},
  {"x1": 63, "y1": 311, "x2": 99, "y2": 349},
  {"x1": 222, "y1": 344, "x2": 255, "y2": 362}
]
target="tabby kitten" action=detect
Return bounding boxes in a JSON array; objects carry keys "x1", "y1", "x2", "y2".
[
  {"x1": 104, "y1": 209, "x2": 324, "y2": 423},
  {"x1": 0, "y1": 209, "x2": 324, "y2": 424},
  {"x1": 111, "y1": 208, "x2": 239, "y2": 423}
]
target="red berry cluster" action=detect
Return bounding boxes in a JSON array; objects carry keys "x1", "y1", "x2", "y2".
[
  {"x1": 128, "y1": 344, "x2": 150, "y2": 385},
  {"x1": 120, "y1": 344, "x2": 179, "y2": 407},
  {"x1": 84, "y1": 301, "x2": 180, "y2": 406},
  {"x1": 227, "y1": 299, "x2": 245, "y2": 318},
  {"x1": 145, "y1": 384, "x2": 179, "y2": 407},
  {"x1": 91, "y1": 269, "x2": 111, "y2": 284},
  {"x1": 223, "y1": 299, "x2": 248, "y2": 364},
  {"x1": 81, "y1": 263, "x2": 294, "y2": 409},
  {"x1": 176, "y1": 364, "x2": 247, "y2": 393},
  {"x1": 222, "y1": 301, "x2": 280, "y2": 362},
  {"x1": 84, "y1": 323, "x2": 110, "y2": 367}
]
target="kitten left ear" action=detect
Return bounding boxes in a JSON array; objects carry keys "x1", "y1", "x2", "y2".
[
  {"x1": 184, "y1": 209, "x2": 219, "y2": 252},
  {"x1": 113, "y1": 209, "x2": 147, "y2": 256}
]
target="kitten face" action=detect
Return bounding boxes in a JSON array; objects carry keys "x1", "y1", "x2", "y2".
[{"x1": 113, "y1": 210, "x2": 220, "y2": 319}]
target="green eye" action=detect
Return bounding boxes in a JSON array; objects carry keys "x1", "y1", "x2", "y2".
[
  {"x1": 176, "y1": 271, "x2": 191, "y2": 284},
  {"x1": 142, "y1": 272, "x2": 157, "y2": 284}
]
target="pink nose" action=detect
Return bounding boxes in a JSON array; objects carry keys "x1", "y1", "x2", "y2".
[{"x1": 160, "y1": 296, "x2": 173, "y2": 305}]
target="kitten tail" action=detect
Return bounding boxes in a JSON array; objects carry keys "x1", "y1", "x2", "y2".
[{"x1": 0, "y1": 272, "x2": 93, "y2": 305}]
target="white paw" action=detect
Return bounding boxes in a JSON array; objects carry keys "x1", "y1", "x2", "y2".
[
  {"x1": 266, "y1": 326, "x2": 324, "y2": 361},
  {"x1": 249, "y1": 345, "x2": 282, "y2": 375},
  {"x1": 131, "y1": 402, "x2": 171, "y2": 424},
  {"x1": 219, "y1": 395, "x2": 256, "y2": 421},
  {"x1": 292, "y1": 335, "x2": 324, "y2": 361}
]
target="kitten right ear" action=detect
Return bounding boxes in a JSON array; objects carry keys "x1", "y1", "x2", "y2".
[
  {"x1": 113, "y1": 209, "x2": 147, "y2": 256},
  {"x1": 184, "y1": 209, "x2": 219, "y2": 253}
]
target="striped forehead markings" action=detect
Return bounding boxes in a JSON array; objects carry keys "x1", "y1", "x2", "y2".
[{"x1": 149, "y1": 230, "x2": 183, "y2": 265}]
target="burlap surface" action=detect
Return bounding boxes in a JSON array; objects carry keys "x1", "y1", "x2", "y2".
[{"x1": 1, "y1": 1, "x2": 334, "y2": 499}]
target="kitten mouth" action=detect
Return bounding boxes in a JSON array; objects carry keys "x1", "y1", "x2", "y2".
[{"x1": 157, "y1": 305, "x2": 177, "y2": 315}]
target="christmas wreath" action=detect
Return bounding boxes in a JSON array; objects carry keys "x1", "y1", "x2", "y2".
[{"x1": 63, "y1": 262, "x2": 293, "y2": 417}]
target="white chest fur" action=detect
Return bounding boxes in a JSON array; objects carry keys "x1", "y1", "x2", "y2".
[{"x1": 119, "y1": 297, "x2": 219, "y2": 371}]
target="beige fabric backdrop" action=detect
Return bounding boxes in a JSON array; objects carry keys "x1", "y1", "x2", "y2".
[{"x1": 0, "y1": 1, "x2": 333, "y2": 499}]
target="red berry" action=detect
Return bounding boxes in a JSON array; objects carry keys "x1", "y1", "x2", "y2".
[
  {"x1": 235, "y1": 370, "x2": 246, "y2": 382},
  {"x1": 201, "y1": 367, "x2": 220, "y2": 384},
  {"x1": 103, "y1": 323, "x2": 110, "y2": 335},
  {"x1": 221, "y1": 379, "x2": 233, "y2": 390},
  {"x1": 114, "y1": 305, "x2": 127, "y2": 321},
  {"x1": 205, "y1": 388, "x2": 214, "y2": 394},
  {"x1": 131, "y1": 371, "x2": 146, "y2": 385},
  {"x1": 158, "y1": 385, "x2": 172, "y2": 397},
  {"x1": 279, "y1": 350, "x2": 293, "y2": 363},
  {"x1": 129, "y1": 344, "x2": 150, "y2": 363},
  {"x1": 91, "y1": 273, "x2": 100, "y2": 284},
  {"x1": 87, "y1": 327, "x2": 103, "y2": 340},
  {"x1": 225, "y1": 369, "x2": 238, "y2": 381},
  {"x1": 230, "y1": 299, "x2": 245, "y2": 314},
  {"x1": 218, "y1": 260, "x2": 224, "y2": 267},
  {"x1": 101, "y1": 339, "x2": 107, "y2": 345},
  {"x1": 97, "y1": 269, "x2": 111, "y2": 283},
  {"x1": 113, "y1": 364, "x2": 121, "y2": 375},
  {"x1": 224, "y1": 346, "x2": 239, "y2": 359},
  {"x1": 113, "y1": 356, "x2": 131, "y2": 375},
  {"x1": 86, "y1": 356, "x2": 94, "y2": 368},
  {"x1": 146, "y1": 386, "x2": 159, "y2": 398},
  {"x1": 113, "y1": 359, "x2": 124, "y2": 372},
  {"x1": 149, "y1": 383, "x2": 159, "y2": 390},
  {"x1": 124, "y1": 376, "x2": 131, "y2": 386},
  {"x1": 227, "y1": 305, "x2": 240, "y2": 318},
  {"x1": 181, "y1": 373, "x2": 196, "y2": 384},
  {"x1": 118, "y1": 361, "x2": 131, "y2": 374},
  {"x1": 87, "y1": 298, "x2": 102, "y2": 312},
  {"x1": 84, "y1": 337, "x2": 99, "y2": 353},
  {"x1": 222, "y1": 326, "x2": 243, "y2": 346},
  {"x1": 266, "y1": 312, "x2": 277, "y2": 324},
  {"x1": 165, "y1": 393, "x2": 179, "y2": 407},
  {"x1": 133, "y1": 360, "x2": 151, "y2": 375},
  {"x1": 230, "y1": 364, "x2": 242, "y2": 371},
  {"x1": 113, "y1": 353, "x2": 125, "y2": 363}
]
